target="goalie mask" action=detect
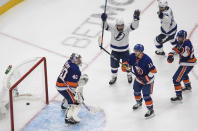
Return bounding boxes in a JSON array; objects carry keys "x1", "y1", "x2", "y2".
[{"x1": 70, "y1": 53, "x2": 82, "y2": 66}]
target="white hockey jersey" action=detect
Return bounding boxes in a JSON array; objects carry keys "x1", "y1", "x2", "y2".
[
  {"x1": 160, "y1": 7, "x2": 177, "y2": 35},
  {"x1": 104, "y1": 20, "x2": 139, "y2": 52}
]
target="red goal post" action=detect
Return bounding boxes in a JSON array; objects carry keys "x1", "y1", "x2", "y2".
[{"x1": 8, "y1": 57, "x2": 49, "y2": 131}]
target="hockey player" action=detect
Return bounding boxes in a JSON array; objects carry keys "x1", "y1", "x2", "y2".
[
  {"x1": 101, "y1": 9, "x2": 140, "y2": 85},
  {"x1": 155, "y1": 0, "x2": 177, "y2": 55},
  {"x1": 122, "y1": 44, "x2": 157, "y2": 118},
  {"x1": 56, "y1": 53, "x2": 89, "y2": 124},
  {"x1": 167, "y1": 30, "x2": 197, "y2": 101}
]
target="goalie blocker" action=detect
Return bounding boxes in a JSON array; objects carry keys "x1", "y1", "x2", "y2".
[{"x1": 56, "y1": 53, "x2": 89, "y2": 124}]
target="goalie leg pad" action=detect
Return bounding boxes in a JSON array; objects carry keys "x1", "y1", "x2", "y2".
[
  {"x1": 72, "y1": 104, "x2": 81, "y2": 122},
  {"x1": 65, "y1": 104, "x2": 81, "y2": 123}
]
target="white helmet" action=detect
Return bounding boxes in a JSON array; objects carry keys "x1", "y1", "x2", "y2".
[
  {"x1": 116, "y1": 18, "x2": 124, "y2": 25},
  {"x1": 158, "y1": 0, "x2": 168, "y2": 8}
]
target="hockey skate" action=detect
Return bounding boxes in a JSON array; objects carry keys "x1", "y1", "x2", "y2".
[
  {"x1": 127, "y1": 73, "x2": 133, "y2": 83},
  {"x1": 145, "y1": 109, "x2": 155, "y2": 118},
  {"x1": 170, "y1": 95, "x2": 182, "y2": 102},
  {"x1": 65, "y1": 116, "x2": 79, "y2": 124},
  {"x1": 182, "y1": 85, "x2": 192, "y2": 91},
  {"x1": 109, "y1": 76, "x2": 117, "y2": 85},
  {"x1": 132, "y1": 102, "x2": 142, "y2": 110},
  {"x1": 155, "y1": 50, "x2": 165, "y2": 55}
]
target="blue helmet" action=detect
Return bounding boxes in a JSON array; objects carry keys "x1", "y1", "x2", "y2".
[
  {"x1": 177, "y1": 30, "x2": 187, "y2": 39},
  {"x1": 134, "y1": 44, "x2": 144, "y2": 52}
]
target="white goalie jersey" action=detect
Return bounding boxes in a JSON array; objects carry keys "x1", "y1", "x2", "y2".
[
  {"x1": 160, "y1": 7, "x2": 177, "y2": 35},
  {"x1": 104, "y1": 20, "x2": 139, "y2": 52}
]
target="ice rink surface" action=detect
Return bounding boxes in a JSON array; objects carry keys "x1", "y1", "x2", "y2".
[{"x1": 0, "y1": 0, "x2": 198, "y2": 131}]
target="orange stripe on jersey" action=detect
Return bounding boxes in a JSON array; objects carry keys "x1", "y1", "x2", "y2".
[
  {"x1": 187, "y1": 57, "x2": 197, "y2": 63},
  {"x1": 145, "y1": 100, "x2": 153, "y2": 106},
  {"x1": 173, "y1": 47, "x2": 180, "y2": 53},
  {"x1": 56, "y1": 81, "x2": 78, "y2": 88},
  {"x1": 66, "y1": 81, "x2": 78, "y2": 87},
  {"x1": 187, "y1": 48, "x2": 190, "y2": 56},
  {"x1": 150, "y1": 68, "x2": 157, "y2": 73},
  {"x1": 183, "y1": 79, "x2": 190, "y2": 84},
  {"x1": 174, "y1": 85, "x2": 182, "y2": 91},
  {"x1": 56, "y1": 81, "x2": 67, "y2": 87},
  {"x1": 145, "y1": 76, "x2": 150, "y2": 82},
  {"x1": 150, "y1": 82, "x2": 154, "y2": 94},
  {"x1": 67, "y1": 89, "x2": 76, "y2": 103},
  {"x1": 176, "y1": 66, "x2": 186, "y2": 82},
  {"x1": 137, "y1": 77, "x2": 145, "y2": 85},
  {"x1": 135, "y1": 95, "x2": 142, "y2": 100}
]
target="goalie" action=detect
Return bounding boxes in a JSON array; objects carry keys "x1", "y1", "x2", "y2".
[{"x1": 56, "y1": 53, "x2": 88, "y2": 124}]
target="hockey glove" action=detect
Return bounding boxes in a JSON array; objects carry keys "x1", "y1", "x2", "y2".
[
  {"x1": 157, "y1": 11, "x2": 163, "y2": 19},
  {"x1": 173, "y1": 46, "x2": 184, "y2": 54},
  {"x1": 167, "y1": 52, "x2": 174, "y2": 63},
  {"x1": 121, "y1": 61, "x2": 129, "y2": 72},
  {"x1": 101, "y1": 13, "x2": 107, "y2": 22},
  {"x1": 133, "y1": 9, "x2": 140, "y2": 20}
]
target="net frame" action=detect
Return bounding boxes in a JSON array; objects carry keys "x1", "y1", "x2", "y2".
[{"x1": 8, "y1": 57, "x2": 49, "y2": 131}]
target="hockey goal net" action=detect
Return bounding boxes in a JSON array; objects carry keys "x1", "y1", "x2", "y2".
[{"x1": 1, "y1": 57, "x2": 49, "y2": 131}]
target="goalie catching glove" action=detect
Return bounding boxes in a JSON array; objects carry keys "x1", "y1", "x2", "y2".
[
  {"x1": 74, "y1": 74, "x2": 89, "y2": 104},
  {"x1": 78, "y1": 74, "x2": 88, "y2": 87}
]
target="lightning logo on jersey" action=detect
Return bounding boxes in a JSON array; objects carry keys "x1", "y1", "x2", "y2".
[{"x1": 114, "y1": 32, "x2": 125, "y2": 41}]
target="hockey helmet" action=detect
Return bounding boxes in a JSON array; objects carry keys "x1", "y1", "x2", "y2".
[
  {"x1": 134, "y1": 44, "x2": 144, "y2": 52},
  {"x1": 158, "y1": 0, "x2": 168, "y2": 8},
  {"x1": 70, "y1": 53, "x2": 82, "y2": 66},
  {"x1": 177, "y1": 30, "x2": 187, "y2": 39},
  {"x1": 116, "y1": 18, "x2": 124, "y2": 31},
  {"x1": 177, "y1": 30, "x2": 187, "y2": 44},
  {"x1": 116, "y1": 18, "x2": 124, "y2": 26}
]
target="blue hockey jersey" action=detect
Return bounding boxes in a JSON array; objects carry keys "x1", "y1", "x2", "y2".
[
  {"x1": 128, "y1": 53, "x2": 157, "y2": 84},
  {"x1": 172, "y1": 39, "x2": 197, "y2": 66},
  {"x1": 56, "y1": 60, "x2": 81, "y2": 90}
]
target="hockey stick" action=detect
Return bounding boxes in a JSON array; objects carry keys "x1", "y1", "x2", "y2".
[
  {"x1": 98, "y1": 36, "x2": 136, "y2": 76},
  {"x1": 99, "y1": 0, "x2": 108, "y2": 49},
  {"x1": 62, "y1": 81, "x2": 100, "y2": 114},
  {"x1": 82, "y1": 102, "x2": 101, "y2": 114}
]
